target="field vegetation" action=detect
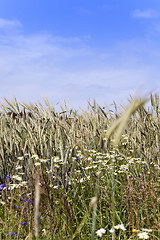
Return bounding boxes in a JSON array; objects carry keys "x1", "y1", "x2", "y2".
[{"x1": 0, "y1": 95, "x2": 159, "y2": 239}]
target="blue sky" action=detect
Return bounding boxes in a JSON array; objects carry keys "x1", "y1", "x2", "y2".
[{"x1": 0, "y1": 0, "x2": 160, "y2": 110}]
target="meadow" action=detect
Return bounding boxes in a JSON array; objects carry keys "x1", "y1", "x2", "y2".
[{"x1": 0, "y1": 95, "x2": 159, "y2": 239}]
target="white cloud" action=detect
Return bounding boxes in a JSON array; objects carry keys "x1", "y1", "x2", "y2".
[
  {"x1": 0, "y1": 18, "x2": 22, "y2": 29},
  {"x1": 0, "y1": 19, "x2": 159, "y2": 110},
  {"x1": 131, "y1": 9, "x2": 159, "y2": 19}
]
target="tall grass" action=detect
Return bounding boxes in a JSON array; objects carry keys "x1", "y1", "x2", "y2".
[{"x1": 0, "y1": 95, "x2": 159, "y2": 239}]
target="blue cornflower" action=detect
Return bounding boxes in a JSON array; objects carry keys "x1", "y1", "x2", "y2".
[
  {"x1": 20, "y1": 198, "x2": 29, "y2": 202},
  {"x1": 11, "y1": 233, "x2": 16, "y2": 236},
  {"x1": 6, "y1": 175, "x2": 11, "y2": 179},
  {"x1": 7, "y1": 232, "x2": 16, "y2": 236},
  {"x1": 0, "y1": 184, "x2": 7, "y2": 190},
  {"x1": 22, "y1": 222, "x2": 28, "y2": 225},
  {"x1": 13, "y1": 205, "x2": 20, "y2": 209}
]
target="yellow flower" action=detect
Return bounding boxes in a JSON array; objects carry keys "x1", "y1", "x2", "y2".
[{"x1": 132, "y1": 229, "x2": 139, "y2": 233}]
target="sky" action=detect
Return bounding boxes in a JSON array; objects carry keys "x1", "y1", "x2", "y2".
[{"x1": 0, "y1": 0, "x2": 160, "y2": 111}]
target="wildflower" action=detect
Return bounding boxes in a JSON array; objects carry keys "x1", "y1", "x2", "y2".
[
  {"x1": 20, "y1": 198, "x2": 29, "y2": 202},
  {"x1": 6, "y1": 175, "x2": 11, "y2": 179},
  {"x1": 16, "y1": 176, "x2": 22, "y2": 181},
  {"x1": 114, "y1": 224, "x2": 126, "y2": 231},
  {"x1": 40, "y1": 159, "x2": 48, "y2": 163},
  {"x1": 42, "y1": 229, "x2": 47, "y2": 235},
  {"x1": 109, "y1": 228, "x2": 115, "y2": 233},
  {"x1": 13, "y1": 205, "x2": 20, "y2": 209},
  {"x1": 96, "y1": 228, "x2": 106, "y2": 237},
  {"x1": 142, "y1": 228, "x2": 152, "y2": 233},
  {"x1": 85, "y1": 166, "x2": 91, "y2": 170},
  {"x1": 80, "y1": 178, "x2": 85, "y2": 183},
  {"x1": 8, "y1": 184, "x2": 18, "y2": 190},
  {"x1": 0, "y1": 184, "x2": 7, "y2": 190},
  {"x1": 12, "y1": 175, "x2": 22, "y2": 181},
  {"x1": 54, "y1": 164, "x2": 59, "y2": 168},
  {"x1": 32, "y1": 154, "x2": 39, "y2": 159},
  {"x1": 132, "y1": 229, "x2": 139, "y2": 233},
  {"x1": 35, "y1": 162, "x2": 41, "y2": 166},
  {"x1": 7, "y1": 232, "x2": 16, "y2": 236},
  {"x1": 22, "y1": 222, "x2": 28, "y2": 225},
  {"x1": 137, "y1": 232, "x2": 149, "y2": 239},
  {"x1": 20, "y1": 181, "x2": 27, "y2": 186},
  {"x1": 15, "y1": 165, "x2": 22, "y2": 170}
]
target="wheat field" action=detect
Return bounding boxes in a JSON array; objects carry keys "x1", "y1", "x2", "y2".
[{"x1": 0, "y1": 95, "x2": 159, "y2": 239}]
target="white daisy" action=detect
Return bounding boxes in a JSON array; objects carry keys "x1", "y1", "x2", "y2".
[
  {"x1": 96, "y1": 228, "x2": 106, "y2": 237},
  {"x1": 137, "y1": 232, "x2": 149, "y2": 239}
]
